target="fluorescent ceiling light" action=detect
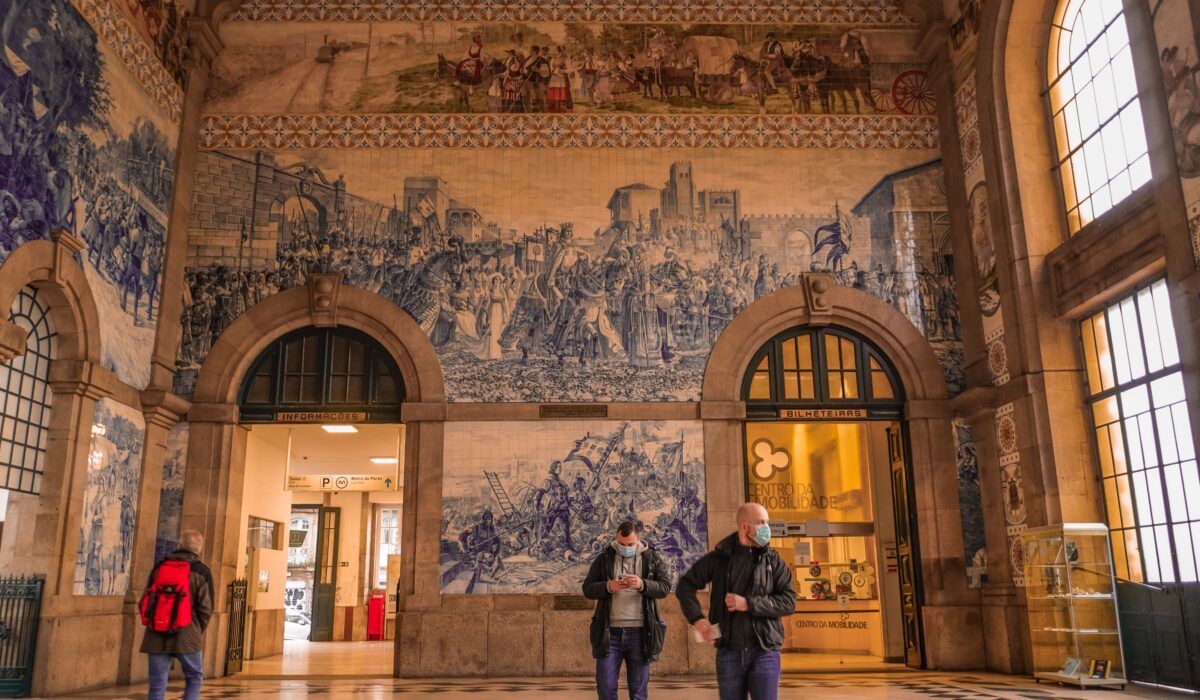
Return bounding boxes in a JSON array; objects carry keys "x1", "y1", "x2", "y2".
[
  {"x1": 321, "y1": 425, "x2": 358, "y2": 433},
  {"x1": 370, "y1": 457, "x2": 399, "y2": 464}
]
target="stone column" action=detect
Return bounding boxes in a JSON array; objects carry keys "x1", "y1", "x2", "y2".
[
  {"x1": 148, "y1": 18, "x2": 223, "y2": 391},
  {"x1": 180, "y1": 402, "x2": 247, "y2": 679}
]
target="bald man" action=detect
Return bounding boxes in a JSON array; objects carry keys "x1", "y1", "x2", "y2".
[{"x1": 676, "y1": 503, "x2": 795, "y2": 700}]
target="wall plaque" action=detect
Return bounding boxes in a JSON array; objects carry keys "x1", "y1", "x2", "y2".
[
  {"x1": 274, "y1": 411, "x2": 367, "y2": 422},
  {"x1": 778, "y1": 408, "x2": 867, "y2": 420},
  {"x1": 553, "y1": 595, "x2": 594, "y2": 610},
  {"x1": 539, "y1": 405, "x2": 608, "y2": 418}
]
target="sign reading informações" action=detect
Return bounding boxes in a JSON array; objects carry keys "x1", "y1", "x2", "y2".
[
  {"x1": 287, "y1": 474, "x2": 398, "y2": 491},
  {"x1": 274, "y1": 411, "x2": 367, "y2": 422}
]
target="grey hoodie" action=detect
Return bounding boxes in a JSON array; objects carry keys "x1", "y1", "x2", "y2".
[{"x1": 609, "y1": 540, "x2": 648, "y2": 628}]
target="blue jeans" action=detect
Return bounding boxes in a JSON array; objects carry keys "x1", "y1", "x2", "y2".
[
  {"x1": 147, "y1": 652, "x2": 203, "y2": 700},
  {"x1": 716, "y1": 648, "x2": 781, "y2": 700},
  {"x1": 596, "y1": 627, "x2": 649, "y2": 700}
]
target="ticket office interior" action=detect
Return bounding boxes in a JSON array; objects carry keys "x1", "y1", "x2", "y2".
[
  {"x1": 745, "y1": 420, "x2": 907, "y2": 664},
  {"x1": 237, "y1": 422, "x2": 405, "y2": 661}
]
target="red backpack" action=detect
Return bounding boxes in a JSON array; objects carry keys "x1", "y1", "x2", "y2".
[{"x1": 139, "y1": 560, "x2": 193, "y2": 634}]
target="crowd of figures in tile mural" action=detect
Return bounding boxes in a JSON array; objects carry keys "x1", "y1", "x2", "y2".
[
  {"x1": 440, "y1": 421, "x2": 706, "y2": 593},
  {"x1": 74, "y1": 399, "x2": 145, "y2": 596},
  {"x1": 208, "y1": 20, "x2": 934, "y2": 116},
  {"x1": 174, "y1": 149, "x2": 963, "y2": 401},
  {"x1": 0, "y1": 0, "x2": 177, "y2": 390}
]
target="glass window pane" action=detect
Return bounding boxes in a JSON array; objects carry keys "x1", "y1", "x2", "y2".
[
  {"x1": 782, "y1": 340, "x2": 797, "y2": 370},
  {"x1": 797, "y1": 335, "x2": 813, "y2": 370},
  {"x1": 749, "y1": 373, "x2": 771, "y2": 400},
  {"x1": 825, "y1": 335, "x2": 840, "y2": 370},
  {"x1": 1124, "y1": 529, "x2": 1144, "y2": 582},
  {"x1": 782, "y1": 373, "x2": 798, "y2": 400},
  {"x1": 1151, "y1": 282, "x2": 1180, "y2": 366}
]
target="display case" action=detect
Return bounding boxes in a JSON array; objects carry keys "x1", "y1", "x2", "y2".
[{"x1": 1021, "y1": 524, "x2": 1126, "y2": 689}]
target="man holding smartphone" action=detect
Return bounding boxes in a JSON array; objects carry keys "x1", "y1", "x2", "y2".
[
  {"x1": 676, "y1": 503, "x2": 796, "y2": 700},
  {"x1": 582, "y1": 521, "x2": 672, "y2": 700}
]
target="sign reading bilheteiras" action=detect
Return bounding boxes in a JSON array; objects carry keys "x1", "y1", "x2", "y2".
[
  {"x1": 274, "y1": 411, "x2": 367, "y2": 423},
  {"x1": 777, "y1": 408, "x2": 868, "y2": 420}
]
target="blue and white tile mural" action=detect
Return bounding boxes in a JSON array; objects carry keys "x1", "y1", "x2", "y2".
[
  {"x1": 0, "y1": 0, "x2": 176, "y2": 390},
  {"x1": 75, "y1": 398, "x2": 145, "y2": 596},
  {"x1": 441, "y1": 420, "x2": 706, "y2": 593},
  {"x1": 153, "y1": 421, "x2": 188, "y2": 562},
  {"x1": 953, "y1": 417, "x2": 987, "y2": 589},
  {"x1": 176, "y1": 147, "x2": 963, "y2": 401}
]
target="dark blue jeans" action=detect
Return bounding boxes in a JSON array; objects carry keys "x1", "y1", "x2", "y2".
[
  {"x1": 716, "y1": 648, "x2": 781, "y2": 700},
  {"x1": 147, "y1": 652, "x2": 203, "y2": 700},
  {"x1": 596, "y1": 626, "x2": 649, "y2": 700}
]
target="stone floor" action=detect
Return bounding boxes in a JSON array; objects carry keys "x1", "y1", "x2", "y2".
[{"x1": 39, "y1": 670, "x2": 1180, "y2": 699}]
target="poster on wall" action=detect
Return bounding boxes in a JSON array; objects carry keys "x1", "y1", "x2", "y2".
[
  {"x1": 75, "y1": 398, "x2": 146, "y2": 595},
  {"x1": 440, "y1": 420, "x2": 706, "y2": 593},
  {"x1": 0, "y1": 0, "x2": 178, "y2": 390}
]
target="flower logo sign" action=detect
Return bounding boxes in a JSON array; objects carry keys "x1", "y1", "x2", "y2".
[{"x1": 751, "y1": 439, "x2": 791, "y2": 481}]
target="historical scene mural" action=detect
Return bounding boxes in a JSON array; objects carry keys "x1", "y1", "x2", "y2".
[
  {"x1": 115, "y1": 0, "x2": 194, "y2": 86},
  {"x1": 153, "y1": 422, "x2": 188, "y2": 561},
  {"x1": 74, "y1": 398, "x2": 145, "y2": 596},
  {"x1": 176, "y1": 147, "x2": 962, "y2": 401},
  {"x1": 440, "y1": 420, "x2": 706, "y2": 593},
  {"x1": 0, "y1": 0, "x2": 177, "y2": 389},
  {"x1": 207, "y1": 20, "x2": 933, "y2": 116}
]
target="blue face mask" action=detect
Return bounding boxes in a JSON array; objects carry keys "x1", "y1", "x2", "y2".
[
  {"x1": 752, "y1": 524, "x2": 772, "y2": 548},
  {"x1": 615, "y1": 542, "x2": 637, "y2": 558}
]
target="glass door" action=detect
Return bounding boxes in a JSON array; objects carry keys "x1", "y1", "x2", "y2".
[{"x1": 310, "y1": 506, "x2": 340, "y2": 642}]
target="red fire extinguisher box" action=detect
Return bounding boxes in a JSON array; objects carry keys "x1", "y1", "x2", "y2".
[{"x1": 367, "y1": 593, "x2": 385, "y2": 640}]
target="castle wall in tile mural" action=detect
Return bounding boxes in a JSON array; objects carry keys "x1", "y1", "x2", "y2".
[
  {"x1": 0, "y1": 0, "x2": 177, "y2": 390},
  {"x1": 75, "y1": 398, "x2": 145, "y2": 596},
  {"x1": 441, "y1": 420, "x2": 706, "y2": 593},
  {"x1": 176, "y1": 147, "x2": 962, "y2": 401}
]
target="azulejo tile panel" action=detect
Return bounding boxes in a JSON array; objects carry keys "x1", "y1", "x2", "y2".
[
  {"x1": 70, "y1": 0, "x2": 184, "y2": 122},
  {"x1": 229, "y1": 0, "x2": 915, "y2": 24},
  {"x1": 200, "y1": 114, "x2": 940, "y2": 149}
]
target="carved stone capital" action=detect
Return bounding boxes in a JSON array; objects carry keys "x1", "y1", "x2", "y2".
[
  {"x1": 187, "y1": 401, "x2": 240, "y2": 425},
  {"x1": 0, "y1": 320, "x2": 27, "y2": 364},
  {"x1": 308, "y1": 273, "x2": 344, "y2": 328},
  {"x1": 803, "y1": 273, "x2": 834, "y2": 321},
  {"x1": 48, "y1": 359, "x2": 108, "y2": 400},
  {"x1": 141, "y1": 390, "x2": 193, "y2": 430}
]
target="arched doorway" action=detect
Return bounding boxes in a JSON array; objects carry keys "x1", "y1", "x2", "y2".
[
  {"x1": 740, "y1": 324, "x2": 923, "y2": 670},
  {"x1": 230, "y1": 325, "x2": 405, "y2": 675}
]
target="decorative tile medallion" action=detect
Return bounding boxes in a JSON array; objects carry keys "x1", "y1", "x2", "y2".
[
  {"x1": 1007, "y1": 523, "x2": 1027, "y2": 585},
  {"x1": 953, "y1": 75, "x2": 980, "y2": 173},
  {"x1": 228, "y1": 0, "x2": 916, "y2": 24},
  {"x1": 985, "y1": 326, "x2": 1009, "y2": 386},
  {"x1": 199, "y1": 113, "x2": 940, "y2": 149},
  {"x1": 71, "y1": 0, "x2": 184, "y2": 122}
]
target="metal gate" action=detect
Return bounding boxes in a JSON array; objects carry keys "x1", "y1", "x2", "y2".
[
  {"x1": 0, "y1": 576, "x2": 44, "y2": 698},
  {"x1": 225, "y1": 579, "x2": 248, "y2": 675}
]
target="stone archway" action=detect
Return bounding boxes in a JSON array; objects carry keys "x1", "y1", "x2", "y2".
[
  {"x1": 182, "y1": 274, "x2": 446, "y2": 678},
  {"x1": 699, "y1": 275, "x2": 984, "y2": 669}
]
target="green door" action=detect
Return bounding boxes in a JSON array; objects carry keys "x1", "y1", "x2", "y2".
[{"x1": 310, "y1": 506, "x2": 340, "y2": 642}]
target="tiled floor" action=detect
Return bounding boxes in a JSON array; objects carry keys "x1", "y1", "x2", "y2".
[{"x1": 40, "y1": 670, "x2": 1182, "y2": 699}]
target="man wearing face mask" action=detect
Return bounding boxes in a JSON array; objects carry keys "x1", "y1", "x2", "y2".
[
  {"x1": 582, "y1": 521, "x2": 671, "y2": 700},
  {"x1": 676, "y1": 502, "x2": 796, "y2": 700}
]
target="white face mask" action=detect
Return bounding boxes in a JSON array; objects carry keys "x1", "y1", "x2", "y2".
[{"x1": 615, "y1": 541, "x2": 637, "y2": 558}]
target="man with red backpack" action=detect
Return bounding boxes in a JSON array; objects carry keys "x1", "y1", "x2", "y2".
[{"x1": 140, "y1": 530, "x2": 214, "y2": 700}]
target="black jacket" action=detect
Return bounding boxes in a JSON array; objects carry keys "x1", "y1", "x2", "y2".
[
  {"x1": 582, "y1": 545, "x2": 671, "y2": 661},
  {"x1": 675, "y1": 533, "x2": 796, "y2": 650},
  {"x1": 139, "y1": 550, "x2": 215, "y2": 655}
]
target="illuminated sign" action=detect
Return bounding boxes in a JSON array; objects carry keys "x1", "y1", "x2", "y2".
[
  {"x1": 287, "y1": 474, "x2": 398, "y2": 491},
  {"x1": 777, "y1": 408, "x2": 867, "y2": 419}
]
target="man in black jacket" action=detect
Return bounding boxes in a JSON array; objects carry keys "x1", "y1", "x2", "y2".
[
  {"x1": 582, "y1": 521, "x2": 671, "y2": 700},
  {"x1": 676, "y1": 503, "x2": 795, "y2": 700}
]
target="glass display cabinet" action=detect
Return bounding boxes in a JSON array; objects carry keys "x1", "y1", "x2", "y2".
[{"x1": 1022, "y1": 524, "x2": 1126, "y2": 689}]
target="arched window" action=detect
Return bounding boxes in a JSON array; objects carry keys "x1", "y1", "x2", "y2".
[
  {"x1": 742, "y1": 326, "x2": 903, "y2": 419},
  {"x1": 0, "y1": 287, "x2": 57, "y2": 495},
  {"x1": 239, "y1": 326, "x2": 404, "y2": 423},
  {"x1": 1048, "y1": 0, "x2": 1151, "y2": 233}
]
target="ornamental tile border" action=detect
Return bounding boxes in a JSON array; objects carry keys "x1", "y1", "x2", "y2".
[
  {"x1": 72, "y1": 0, "x2": 184, "y2": 123},
  {"x1": 200, "y1": 113, "x2": 940, "y2": 149},
  {"x1": 228, "y1": 0, "x2": 915, "y2": 24}
]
